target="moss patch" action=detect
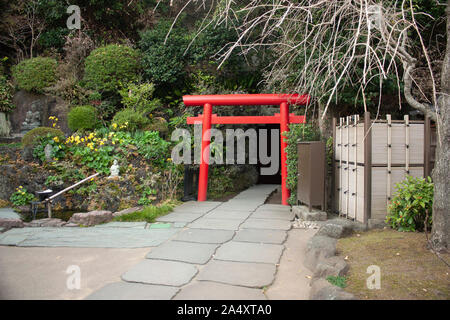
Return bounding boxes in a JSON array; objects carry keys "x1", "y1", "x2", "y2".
[{"x1": 337, "y1": 229, "x2": 450, "y2": 300}]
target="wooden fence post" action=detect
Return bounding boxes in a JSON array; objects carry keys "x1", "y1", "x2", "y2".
[{"x1": 363, "y1": 112, "x2": 372, "y2": 223}]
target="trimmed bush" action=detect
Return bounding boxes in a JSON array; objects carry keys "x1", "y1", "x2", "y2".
[
  {"x1": 22, "y1": 127, "x2": 65, "y2": 147},
  {"x1": 0, "y1": 75, "x2": 14, "y2": 112},
  {"x1": 386, "y1": 176, "x2": 434, "y2": 232},
  {"x1": 12, "y1": 57, "x2": 58, "y2": 92},
  {"x1": 83, "y1": 44, "x2": 141, "y2": 92},
  {"x1": 67, "y1": 105, "x2": 98, "y2": 131},
  {"x1": 112, "y1": 108, "x2": 150, "y2": 132}
]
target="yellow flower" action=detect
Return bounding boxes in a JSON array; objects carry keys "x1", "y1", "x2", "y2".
[
  {"x1": 167, "y1": 158, "x2": 172, "y2": 162},
  {"x1": 112, "y1": 123, "x2": 118, "y2": 129},
  {"x1": 53, "y1": 137, "x2": 59, "y2": 143}
]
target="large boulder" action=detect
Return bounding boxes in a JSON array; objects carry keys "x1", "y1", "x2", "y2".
[
  {"x1": 11, "y1": 90, "x2": 70, "y2": 134},
  {"x1": 304, "y1": 235, "x2": 337, "y2": 271},
  {"x1": 310, "y1": 279, "x2": 356, "y2": 300},
  {"x1": 312, "y1": 256, "x2": 349, "y2": 281},
  {"x1": 0, "y1": 218, "x2": 24, "y2": 229},
  {"x1": 292, "y1": 205, "x2": 327, "y2": 221},
  {"x1": 68, "y1": 210, "x2": 113, "y2": 226}
]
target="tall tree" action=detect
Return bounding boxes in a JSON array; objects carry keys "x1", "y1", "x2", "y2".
[{"x1": 173, "y1": 0, "x2": 449, "y2": 251}]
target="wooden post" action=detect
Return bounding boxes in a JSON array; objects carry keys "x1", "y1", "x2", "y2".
[
  {"x1": 332, "y1": 117, "x2": 337, "y2": 213},
  {"x1": 386, "y1": 114, "x2": 392, "y2": 205},
  {"x1": 353, "y1": 115, "x2": 358, "y2": 220},
  {"x1": 363, "y1": 111, "x2": 372, "y2": 223},
  {"x1": 405, "y1": 115, "x2": 410, "y2": 175},
  {"x1": 424, "y1": 115, "x2": 431, "y2": 178}
]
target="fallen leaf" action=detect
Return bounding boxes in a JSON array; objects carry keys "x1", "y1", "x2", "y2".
[
  {"x1": 305, "y1": 275, "x2": 312, "y2": 279},
  {"x1": 344, "y1": 256, "x2": 349, "y2": 260}
]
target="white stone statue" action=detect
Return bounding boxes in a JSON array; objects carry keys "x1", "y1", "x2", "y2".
[{"x1": 108, "y1": 160, "x2": 120, "y2": 179}]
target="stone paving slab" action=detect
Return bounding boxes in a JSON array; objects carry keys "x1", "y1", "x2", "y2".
[
  {"x1": 256, "y1": 205, "x2": 291, "y2": 212},
  {"x1": 86, "y1": 282, "x2": 179, "y2": 300},
  {"x1": 203, "y1": 210, "x2": 252, "y2": 220},
  {"x1": 155, "y1": 212, "x2": 204, "y2": 223},
  {"x1": 197, "y1": 260, "x2": 276, "y2": 288},
  {"x1": 146, "y1": 241, "x2": 218, "y2": 264},
  {"x1": 172, "y1": 201, "x2": 221, "y2": 214},
  {"x1": 233, "y1": 229, "x2": 287, "y2": 244},
  {"x1": 240, "y1": 218, "x2": 292, "y2": 230},
  {"x1": 173, "y1": 228, "x2": 235, "y2": 244},
  {"x1": 93, "y1": 222, "x2": 148, "y2": 228},
  {"x1": 250, "y1": 210, "x2": 294, "y2": 221},
  {"x1": 173, "y1": 281, "x2": 266, "y2": 300},
  {"x1": 122, "y1": 259, "x2": 198, "y2": 286},
  {"x1": 214, "y1": 203, "x2": 261, "y2": 212},
  {"x1": 0, "y1": 208, "x2": 21, "y2": 219},
  {"x1": 188, "y1": 218, "x2": 242, "y2": 231},
  {"x1": 0, "y1": 227, "x2": 178, "y2": 248},
  {"x1": 214, "y1": 241, "x2": 284, "y2": 264}
]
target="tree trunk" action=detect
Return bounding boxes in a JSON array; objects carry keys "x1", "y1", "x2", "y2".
[{"x1": 430, "y1": 3, "x2": 450, "y2": 253}]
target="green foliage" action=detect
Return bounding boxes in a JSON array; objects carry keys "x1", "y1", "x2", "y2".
[
  {"x1": 139, "y1": 21, "x2": 189, "y2": 85},
  {"x1": 0, "y1": 75, "x2": 14, "y2": 112},
  {"x1": 38, "y1": 27, "x2": 69, "y2": 50},
  {"x1": 386, "y1": 176, "x2": 434, "y2": 232},
  {"x1": 119, "y1": 82, "x2": 161, "y2": 114},
  {"x1": 83, "y1": 44, "x2": 141, "y2": 92},
  {"x1": 326, "y1": 276, "x2": 347, "y2": 288},
  {"x1": 12, "y1": 57, "x2": 58, "y2": 93},
  {"x1": 67, "y1": 105, "x2": 99, "y2": 131},
  {"x1": 10, "y1": 186, "x2": 36, "y2": 206},
  {"x1": 137, "y1": 187, "x2": 158, "y2": 206},
  {"x1": 284, "y1": 124, "x2": 320, "y2": 205},
  {"x1": 113, "y1": 203, "x2": 175, "y2": 223},
  {"x1": 71, "y1": 144, "x2": 115, "y2": 174},
  {"x1": 33, "y1": 134, "x2": 67, "y2": 162},
  {"x1": 22, "y1": 127, "x2": 65, "y2": 147},
  {"x1": 112, "y1": 108, "x2": 150, "y2": 132}
]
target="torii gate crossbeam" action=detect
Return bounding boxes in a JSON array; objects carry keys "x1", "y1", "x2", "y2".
[{"x1": 183, "y1": 94, "x2": 310, "y2": 205}]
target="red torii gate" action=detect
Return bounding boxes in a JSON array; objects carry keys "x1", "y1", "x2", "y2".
[{"x1": 183, "y1": 93, "x2": 310, "y2": 205}]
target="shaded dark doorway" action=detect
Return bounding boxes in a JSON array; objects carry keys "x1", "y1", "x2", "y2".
[{"x1": 256, "y1": 123, "x2": 281, "y2": 184}]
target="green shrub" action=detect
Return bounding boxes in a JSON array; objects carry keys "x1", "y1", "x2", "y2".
[
  {"x1": 112, "y1": 108, "x2": 150, "y2": 132},
  {"x1": 22, "y1": 127, "x2": 65, "y2": 147},
  {"x1": 386, "y1": 176, "x2": 434, "y2": 232},
  {"x1": 12, "y1": 57, "x2": 58, "y2": 92},
  {"x1": 118, "y1": 82, "x2": 161, "y2": 114},
  {"x1": 284, "y1": 124, "x2": 320, "y2": 205},
  {"x1": 0, "y1": 75, "x2": 14, "y2": 112},
  {"x1": 33, "y1": 134, "x2": 67, "y2": 162},
  {"x1": 139, "y1": 21, "x2": 189, "y2": 84},
  {"x1": 10, "y1": 186, "x2": 36, "y2": 206},
  {"x1": 83, "y1": 44, "x2": 141, "y2": 92},
  {"x1": 113, "y1": 203, "x2": 175, "y2": 223},
  {"x1": 67, "y1": 105, "x2": 98, "y2": 131}
]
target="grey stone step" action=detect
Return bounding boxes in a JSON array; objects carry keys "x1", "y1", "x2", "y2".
[
  {"x1": 173, "y1": 281, "x2": 266, "y2": 300},
  {"x1": 240, "y1": 218, "x2": 292, "y2": 231},
  {"x1": 173, "y1": 229, "x2": 235, "y2": 244},
  {"x1": 250, "y1": 210, "x2": 294, "y2": 221},
  {"x1": 233, "y1": 229, "x2": 287, "y2": 244},
  {"x1": 86, "y1": 282, "x2": 179, "y2": 300},
  {"x1": 203, "y1": 210, "x2": 252, "y2": 220},
  {"x1": 188, "y1": 218, "x2": 242, "y2": 231},
  {"x1": 197, "y1": 260, "x2": 276, "y2": 288},
  {"x1": 155, "y1": 212, "x2": 204, "y2": 223},
  {"x1": 122, "y1": 260, "x2": 198, "y2": 287},
  {"x1": 214, "y1": 241, "x2": 284, "y2": 264},
  {"x1": 145, "y1": 241, "x2": 218, "y2": 264}
]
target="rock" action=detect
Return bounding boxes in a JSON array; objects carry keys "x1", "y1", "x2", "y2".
[
  {"x1": 0, "y1": 218, "x2": 24, "y2": 229},
  {"x1": 15, "y1": 205, "x2": 31, "y2": 214},
  {"x1": 64, "y1": 222, "x2": 79, "y2": 227},
  {"x1": 312, "y1": 256, "x2": 349, "y2": 281},
  {"x1": 368, "y1": 218, "x2": 387, "y2": 229},
  {"x1": 0, "y1": 112, "x2": 11, "y2": 137},
  {"x1": 292, "y1": 205, "x2": 327, "y2": 221},
  {"x1": 68, "y1": 210, "x2": 113, "y2": 226},
  {"x1": 317, "y1": 223, "x2": 353, "y2": 239},
  {"x1": 113, "y1": 206, "x2": 143, "y2": 217},
  {"x1": 304, "y1": 235, "x2": 337, "y2": 271},
  {"x1": 11, "y1": 90, "x2": 70, "y2": 134},
  {"x1": 28, "y1": 218, "x2": 66, "y2": 227},
  {"x1": 310, "y1": 279, "x2": 356, "y2": 300}
]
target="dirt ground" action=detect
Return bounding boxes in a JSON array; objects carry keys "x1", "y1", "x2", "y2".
[{"x1": 337, "y1": 229, "x2": 450, "y2": 300}]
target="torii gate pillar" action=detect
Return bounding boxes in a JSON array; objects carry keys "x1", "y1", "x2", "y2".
[{"x1": 184, "y1": 94, "x2": 310, "y2": 205}]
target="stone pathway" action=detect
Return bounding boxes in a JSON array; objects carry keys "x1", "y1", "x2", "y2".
[
  {"x1": 0, "y1": 184, "x2": 307, "y2": 300},
  {"x1": 87, "y1": 184, "x2": 297, "y2": 300}
]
